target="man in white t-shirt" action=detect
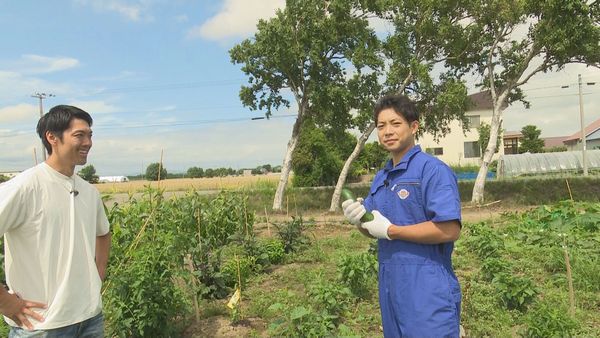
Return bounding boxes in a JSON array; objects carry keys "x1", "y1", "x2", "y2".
[{"x1": 0, "y1": 105, "x2": 111, "y2": 337}]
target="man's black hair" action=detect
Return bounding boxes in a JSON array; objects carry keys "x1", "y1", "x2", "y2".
[
  {"x1": 36, "y1": 105, "x2": 93, "y2": 155},
  {"x1": 373, "y1": 94, "x2": 419, "y2": 124}
]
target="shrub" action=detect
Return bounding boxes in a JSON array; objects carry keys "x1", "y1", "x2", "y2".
[{"x1": 521, "y1": 301, "x2": 578, "y2": 337}]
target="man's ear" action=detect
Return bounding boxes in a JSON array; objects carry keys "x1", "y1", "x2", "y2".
[
  {"x1": 410, "y1": 120, "x2": 419, "y2": 135},
  {"x1": 46, "y1": 131, "x2": 59, "y2": 147}
]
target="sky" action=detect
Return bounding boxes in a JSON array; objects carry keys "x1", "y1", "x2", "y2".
[{"x1": 1, "y1": 0, "x2": 599, "y2": 175}]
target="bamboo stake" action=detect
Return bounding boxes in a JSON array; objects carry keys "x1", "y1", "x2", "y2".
[
  {"x1": 33, "y1": 148, "x2": 38, "y2": 165},
  {"x1": 264, "y1": 206, "x2": 271, "y2": 236},
  {"x1": 564, "y1": 179, "x2": 576, "y2": 315},
  {"x1": 157, "y1": 149, "x2": 164, "y2": 188},
  {"x1": 186, "y1": 254, "x2": 201, "y2": 322}
]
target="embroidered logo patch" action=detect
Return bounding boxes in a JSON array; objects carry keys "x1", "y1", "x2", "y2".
[{"x1": 398, "y1": 189, "x2": 410, "y2": 200}]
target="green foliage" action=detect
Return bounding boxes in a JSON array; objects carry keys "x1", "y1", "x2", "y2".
[
  {"x1": 145, "y1": 162, "x2": 167, "y2": 181},
  {"x1": 77, "y1": 164, "x2": 98, "y2": 183},
  {"x1": 338, "y1": 251, "x2": 378, "y2": 299},
  {"x1": 492, "y1": 273, "x2": 538, "y2": 311},
  {"x1": 260, "y1": 238, "x2": 286, "y2": 265},
  {"x1": 545, "y1": 145, "x2": 567, "y2": 153},
  {"x1": 0, "y1": 174, "x2": 10, "y2": 183},
  {"x1": 355, "y1": 141, "x2": 389, "y2": 174},
  {"x1": 519, "y1": 125, "x2": 545, "y2": 154},
  {"x1": 521, "y1": 301, "x2": 578, "y2": 337},
  {"x1": 104, "y1": 188, "x2": 256, "y2": 336},
  {"x1": 274, "y1": 216, "x2": 310, "y2": 254},
  {"x1": 292, "y1": 126, "x2": 344, "y2": 187},
  {"x1": 187, "y1": 166, "x2": 204, "y2": 178},
  {"x1": 477, "y1": 122, "x2": 501, "y2": 156}
]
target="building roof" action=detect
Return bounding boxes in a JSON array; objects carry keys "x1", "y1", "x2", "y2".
[
  {"x1": 543, "y1": 136, "x2": 568, "y2": 148},
  {"x1": 564, "y1": 117, "x2": 600, "y2": 142},
  {"x1": 467, "y1": 90, "x2": 509, "y2": 111},
  {"x1": 503, "y1": 130, "x2": 523, "y2": 139}
]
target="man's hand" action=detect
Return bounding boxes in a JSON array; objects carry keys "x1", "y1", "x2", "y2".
[
  {"x1": 361, "y1": 210, "x2": 392, "y2": 240},
  {"x1": 341, "y1": 199, "x2": 366, "y2": 226},
  {"x1": 0, "y1": 292, "x2": 46, "y2": 330}
]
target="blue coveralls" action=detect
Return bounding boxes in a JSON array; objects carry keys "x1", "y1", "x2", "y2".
[{"x1": 363, "y1": 145, "x2": 462, "y2": 338}]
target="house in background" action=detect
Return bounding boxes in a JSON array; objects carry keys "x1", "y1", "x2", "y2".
[
  {"x1": 563, "y1": 117, "x2": 600, "y2": 151},
  {"x1": 503, "y1": 131, "x2": 522, "y2": 154},
  {"x1": 417, "y1": 90, "x2": 507, "y2": 166}
]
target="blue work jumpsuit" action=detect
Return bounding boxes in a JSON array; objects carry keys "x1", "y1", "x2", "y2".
[{"x1": 363, "y1": 145, "x2": 462, "y2": 338}]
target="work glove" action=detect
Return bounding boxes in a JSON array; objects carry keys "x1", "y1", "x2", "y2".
[
  {"x1": 361, "y1": 210, "x2": 392, "y2": 240},
  {"x1": 341, "y1": 198, "x2": 366, "y2": 226}
]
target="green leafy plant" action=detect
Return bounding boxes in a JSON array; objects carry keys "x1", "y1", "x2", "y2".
[
  {"x1": 493, "y1": 273, "x2": 538, "y2": 311},
  {"x1": 338, "y1": 251, "x2": 378, "y2": 299},
  {"x1": 274, "y1": 216, "x2": 310, "y2": 254},
  {"x1": 521, "y1": 301, "x2": 578, "y2": 337}
]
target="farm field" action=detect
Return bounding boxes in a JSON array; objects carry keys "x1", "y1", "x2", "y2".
[
  {"x1": 0, "y1": 187, "x2": 598, "y2": 337},
  {"x1": 103, "y1": 190, "x2": 600, "y2": 336},
  {"x1": 94, "y1": 173, "x2": 284, "y2": 194}
]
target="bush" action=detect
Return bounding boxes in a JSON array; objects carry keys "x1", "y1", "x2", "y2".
[{"x1": 522, "y1": 301, "x2": 578, "y2": 337}]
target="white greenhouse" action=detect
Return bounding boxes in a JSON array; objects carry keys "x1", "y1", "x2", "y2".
[{"x1": 497, "y1": 150, "x2": 600, "y2": 178}]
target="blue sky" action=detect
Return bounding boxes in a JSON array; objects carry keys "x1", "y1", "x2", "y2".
[{"x1": 1, "y1": 0, "x2": 599, "y2": 175}]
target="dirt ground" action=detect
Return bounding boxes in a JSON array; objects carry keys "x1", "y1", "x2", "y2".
[{"x1": 181, "y1": 203, "x2": 529, "y2": 338}]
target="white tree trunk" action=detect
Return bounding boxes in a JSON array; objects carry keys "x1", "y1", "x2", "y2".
[
  {"x1": 329, "y1": 122, "x2": 376, "y2": 212},
  {"x1": 272, "y1": 115, "x2": 303, "y2": 211},
  {"x1": 471, "y1": 96, "x2": 507, "y2": 204}
]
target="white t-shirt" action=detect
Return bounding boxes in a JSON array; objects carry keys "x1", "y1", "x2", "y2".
[{"x1": 0, "y1": 162, "x2": 110, "y2": 330}]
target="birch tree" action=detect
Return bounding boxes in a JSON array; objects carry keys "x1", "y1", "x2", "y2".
[
  {"x1": 456, "y1": 0, "x2": 600, "y2": 203},
  {"x1": 230, "y1": 0, "x2": 378, "y2": 211},
  {"x1": 330, "y1": 0, "x2": 472, "y2": 211}
]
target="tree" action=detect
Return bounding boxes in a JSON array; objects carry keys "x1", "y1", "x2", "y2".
[
  {"x1": 519, "y1": 125, "x2": 545, "y2": 153},
  {"x1": 477, "y1": 122, "x2": 502, "y2": 158},
  {"x1": 145, "y1": 162, "x2": 167, "y2": 181},
  {"x1": 455, "y1": 0, "x2": 600, "y2": 203},
  {"x1": 329, "y1": 0, "x2": 473, "y2": 211},
  {"x1": 187, "y1": 166, "x2": 204, "y2": 178},
  {"x1": 355, "y1": 141, "x2": 389, "y2": 174},
  {"x1": 230, "y1": 0, "x2": 378, "y2": 211},
  {"x1": 291, "y1": 123, "x2": 359, "y2": 187},
  {"x1": 78, "y1": 164, "x2": 99, "y2": 184}
]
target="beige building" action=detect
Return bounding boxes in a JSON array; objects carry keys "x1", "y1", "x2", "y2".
[{"x1": 417, "y1": 91, "x2": 506, "y2": 166}]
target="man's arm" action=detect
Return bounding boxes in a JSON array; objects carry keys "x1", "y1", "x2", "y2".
[
  {"x1": 387, "y1": 220, "x2": 461, "y2": 244},
  {"x1": 0, "y1": 287, "x2": 46, "y2": 330},
  {"x1": 95, "y1": 232, "x2": 111, "y2": 281}
]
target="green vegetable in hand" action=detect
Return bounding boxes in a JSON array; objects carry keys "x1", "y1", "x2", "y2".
[{"x1": 341, "y1": 188, "x2": 374, "y2": 222}]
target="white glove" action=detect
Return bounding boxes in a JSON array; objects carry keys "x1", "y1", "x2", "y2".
[
  {"x1": 341, "y1": 199, "x2": 366, "y2": 226},
  {"x1": 361, "y1": 210, "x2": 392, "y2": 240}
]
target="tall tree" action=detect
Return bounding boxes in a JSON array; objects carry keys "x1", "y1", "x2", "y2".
[
  {"x1": 454, "y1": 0, "x2": 600, "y2": 203},
  {"x1": 78, "y1": 164, "x2": 99, "y2": 184},
  {"x1": 329, "y1": 0, "x2": 472, "y2": 211},
  {"x1": 230, "y1": 0, "x2": 378, "y2": 211},
  {"x1": 519, "y1": 124, "x2": 544, "y2": 153}
]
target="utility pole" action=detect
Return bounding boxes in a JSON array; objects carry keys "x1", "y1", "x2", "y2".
[
  {"x1": 578, "y1": 74, "x2": 588, "y2": 176},
  {"x1": 31, "y1": 93, "x2": 55, "y2": 161}
]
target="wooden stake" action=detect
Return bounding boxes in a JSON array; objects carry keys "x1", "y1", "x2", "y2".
[
  {"x1": 264, "y1": 206, "x2": 271, "y2": 236},
  {"x1": 33, "y1": 148, "x2": 38, "y2": 165},
  {"x1": 565, "y1": 179, "x2": 573, "y2": 200},
  {"x1": 157, "y1": 149, "x2": 164, "y2": 188}
]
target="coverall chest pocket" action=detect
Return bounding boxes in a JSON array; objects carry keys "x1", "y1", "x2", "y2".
[{"x1": 389, "y1": 179, "x2": 426, "y2": 224}]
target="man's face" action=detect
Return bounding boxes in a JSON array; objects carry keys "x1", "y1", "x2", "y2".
[
  {"x1": 376, "y1": 108, "x2": 418, "y2": 156},
  {"x1": 50, "y1": 118, "x2": 93, "y2": 167}
]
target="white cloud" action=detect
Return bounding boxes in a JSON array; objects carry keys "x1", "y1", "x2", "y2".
[
  {"x1": 20, "y1": 55, "x2": 80, "y2": 74},
  {"x1": 188, "y1": 0, "x2": 284, "y2": 41},
  {"x1": 74, "y1": 0, "x2": 153, "y2": 22},
  {"x1": 66, "y1": 100, "x2": 121, "y2": 114},
  {"x1": 0, "y1": 104, "x2": 38, "y2": 124}
]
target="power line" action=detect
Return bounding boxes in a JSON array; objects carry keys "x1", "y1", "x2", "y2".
[{"x1": 0, "y1": 114, "x2": 297, "y2": 138}]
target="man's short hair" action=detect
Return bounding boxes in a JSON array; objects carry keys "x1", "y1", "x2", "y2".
[
  {"x1": 373, "y1": 94, "x2": 419, "y2": 124},
  {"x1": 36, "y1": 105, "x2": 93, "y2": 155}
]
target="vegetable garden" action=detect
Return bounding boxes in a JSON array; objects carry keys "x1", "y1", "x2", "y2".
[{"x1": 0, "y1": 188, "x2": 599, "y2": 337}]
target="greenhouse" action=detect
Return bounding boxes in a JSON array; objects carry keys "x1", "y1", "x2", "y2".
[{"x1": 497, "y1": 150, "x2": 600, "y2": 177}]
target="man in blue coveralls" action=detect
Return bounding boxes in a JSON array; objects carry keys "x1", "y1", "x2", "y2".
[{"x1": 342, "y1": 93, "x2": 462, "y2": 337}]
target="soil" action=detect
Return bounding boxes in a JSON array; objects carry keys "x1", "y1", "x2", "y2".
[{"x1": 180, "y1": 203, "x2": 530, "y2": 338}]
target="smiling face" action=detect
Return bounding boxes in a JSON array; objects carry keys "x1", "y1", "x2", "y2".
[
  {"x1": 46, "y1": 118, "x2": 93, "y2": 176},
  {"x1": 376, "y1": 108, "x2": 418, "y2": 165}
]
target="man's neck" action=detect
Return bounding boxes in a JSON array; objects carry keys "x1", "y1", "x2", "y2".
[{"x1": 45, "y1": 157, "x2": 75, "y2": 177}]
